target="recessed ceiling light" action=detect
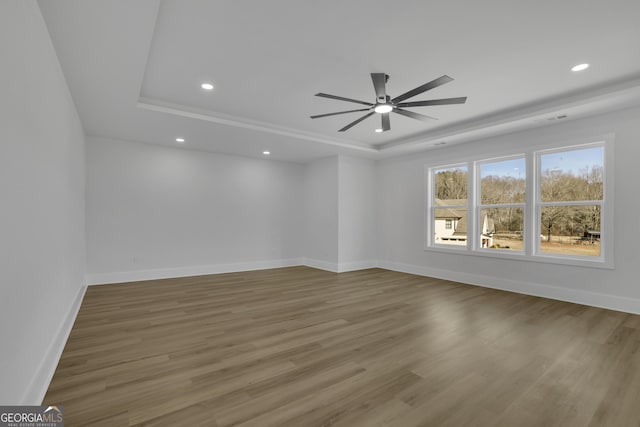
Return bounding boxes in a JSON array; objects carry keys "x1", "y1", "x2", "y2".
[
  {"x1": 201, "y1": 82, "x2": 214, "y2": 90},
  {"x1": 374, "y1": 104, "x2": 393, "y2": 114},
  {"x1": 263, "y1": 151, "x2": 270, "y2": 155},
  {"x1": 571, "y1": 63, "x2": 589, "y2": 72},
  {"x1": 175, "y1": 137, "x2": 185, "y2": 143},
  {"x1": 375, "y1": 128, "x2": 383, "y2": 133}
]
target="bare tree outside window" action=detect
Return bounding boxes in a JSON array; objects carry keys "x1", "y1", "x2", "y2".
[
  {"x1": 539, "y1": 146, "x2": 604, "y2": 257},
  {"x1": 479, "y1": 157, "x2": 525, "y2": 250},
  {"x1": 428, "y1": 141, "x2": 609, "y2": 264},
  {"x1": 432, "y1": 166, "x2": 468, "y2": 246}
]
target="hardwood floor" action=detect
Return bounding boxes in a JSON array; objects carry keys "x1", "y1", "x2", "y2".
[{"x1": 45, "y1": 267, "x2": 640, "y2": 426}]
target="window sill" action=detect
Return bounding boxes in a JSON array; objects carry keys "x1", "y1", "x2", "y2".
[{"x1": 424, "y1": 244, "x2": 614, "y2": 270}]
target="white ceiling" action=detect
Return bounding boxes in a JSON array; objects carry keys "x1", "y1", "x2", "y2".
[{"x1": 39, "y1": 0, "x2": 640, "y2": 162}]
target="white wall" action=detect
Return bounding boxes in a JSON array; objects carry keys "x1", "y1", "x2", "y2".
[
  {"x1": 87, "y1": 145, "x2": 376, "y2": 281},
  {"x1": 377, "y1": 107, "x2": 640, "y2": 313},
  {"x1": 0, "y1": 1, "x2": 86, "y2": 404},
  {"x1": 86, "y1": 136, "x2": 304, "y2": 283},
  {"x1": 303, "y1": 155, "x2": 377, "y2": 272},
  {"x1": 5, "y1": 0, "x2": 638, "y2": 408},
  {"x1": 338, "y1": 156, "x2": 377, "y2": 269},
  {"x1": 303, "y1": 156, "x2": 339, "y2": 269}
]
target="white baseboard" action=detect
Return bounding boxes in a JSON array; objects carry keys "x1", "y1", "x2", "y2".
[
  {"x1": 87, "y1": 258, "x2": 379, "y2": 285},
  {"x1": 25, "y1": 259, "x2": 637, "y2": 407},
  {"x1": 379, "y1": 260, "x2": 640, "y2": 315},
  {"x1": 87, "y1": 258, "x2": 304, "y2": 285},
  {"x1": 337, "y1": 260, "x2": 379, "y2": 272},
  {"x1": 302, "y1": 258, "x2": 379, "y2": 273},
  {"x1": 87, "y1": 257, "x2": 640, "y2": 314},
  {"x1": 302, "y1": 258, "x2": 340, "y2": 273},
  {"x1": 22, "y1": 282, "x2": 87, "y2": 404}
]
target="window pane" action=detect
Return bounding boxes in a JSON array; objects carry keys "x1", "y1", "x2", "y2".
[
  {"x1": 540, "y1": 146, "x2": 604, "y2": 202},
  {"x1": 480, "y1": 208, "x2": 524, "y2": 251},
  {"x1": 540, "y1": 205, "x2": 601, "y2": 257},
  {"x1": 434, "y1": 207, "x2": 467, "y2": 246},
  {"x1": 480, "y1": 158, "x2": 525, "y2": 204},
  {"x1": 434, "y1": 166, "x2": 468, "y2": 201}
]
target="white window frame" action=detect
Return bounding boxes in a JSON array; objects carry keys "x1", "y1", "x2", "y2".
[
  {"x1": 426, "y1": 163, "x2": 469, "y2": 250},
  {"x1": 533, "y1": 142, "x2": 608, "y2": 264},
  {"x1": 424, "y1": 134, "x2": 614, "y2": 269},
  {"x1": 475, "y1": 155, "x2": 527, "y2": 253}
]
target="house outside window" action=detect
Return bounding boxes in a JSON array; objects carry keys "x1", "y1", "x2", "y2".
[
  {"x1": 478, "y1": 156, "x2": 525, "y2": 251},
  {"x1": 431, "y1": 165, "x2": 468, "y2": 247},
  {"x1": 426, "y1": 137, "x2": 613, "y2": 268}
]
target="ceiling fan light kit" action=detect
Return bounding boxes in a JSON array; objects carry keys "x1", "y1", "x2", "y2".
[
  {"x1": 311, "y1": 73, "x2": 467, "y2": 132},
  {"x1": 374, "y1": 104, "x2": 393, "y2": 114}
]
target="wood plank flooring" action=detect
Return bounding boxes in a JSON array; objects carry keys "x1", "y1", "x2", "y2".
[{"x1": 45, "y1": 267, "x2": 640, "y2": 426}]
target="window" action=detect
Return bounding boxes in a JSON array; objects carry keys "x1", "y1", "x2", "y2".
[
  {"x1": 478, "y1": 157, "x2": 526, "y2": 251},
  {"x1": 537, "y1": 145, "x2": 604, "y2": 258},
  {"x1": 426, "y1": 138, "x2": 612, "y2": 267},
  {"x1": 431, "y1": 165, "x2": 468, "y2": 247}
]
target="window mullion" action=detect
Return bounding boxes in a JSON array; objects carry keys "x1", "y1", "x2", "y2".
[
  {"x1": 469, "y1": 161, "x2": 477, "y2": 251},
  {"x1": 426, "y1": 137, "x2": 610, "y2": 267},
  {"x1": 526, "y1": 151, "x2": 536, "y2": 256},
  {"x1": 539, "y1": 200, "x2": 603, "y2": 207},
  {"x1": 478, "y1": 203, "x2": 526, "y2": 209}
]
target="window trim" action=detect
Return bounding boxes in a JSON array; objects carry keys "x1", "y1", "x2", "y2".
[
  {"x1": 475, "y1": 154, "x2": 527, "y2": 253},
  {"x1": 534, "y1": 141, "x2": 607, "y2": 264},
  {"x1": 427, "y1": 163, "x2": 470, "y2": 250},
  {"x1": 424, "y1": 134, "x2": 614, "y2": 269}
]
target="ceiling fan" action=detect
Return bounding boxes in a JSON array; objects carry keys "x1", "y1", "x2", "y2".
[{"x1": 310, "y1": 73, "x2": 467, "y2": 132}]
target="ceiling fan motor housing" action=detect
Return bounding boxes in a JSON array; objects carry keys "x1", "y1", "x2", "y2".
[
  {"x1": 377, "y1": 94, "x2": 391, "y2": 104},
  {"x1": 378, "y1": 76, "x2": 390, "y2": 103}
]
